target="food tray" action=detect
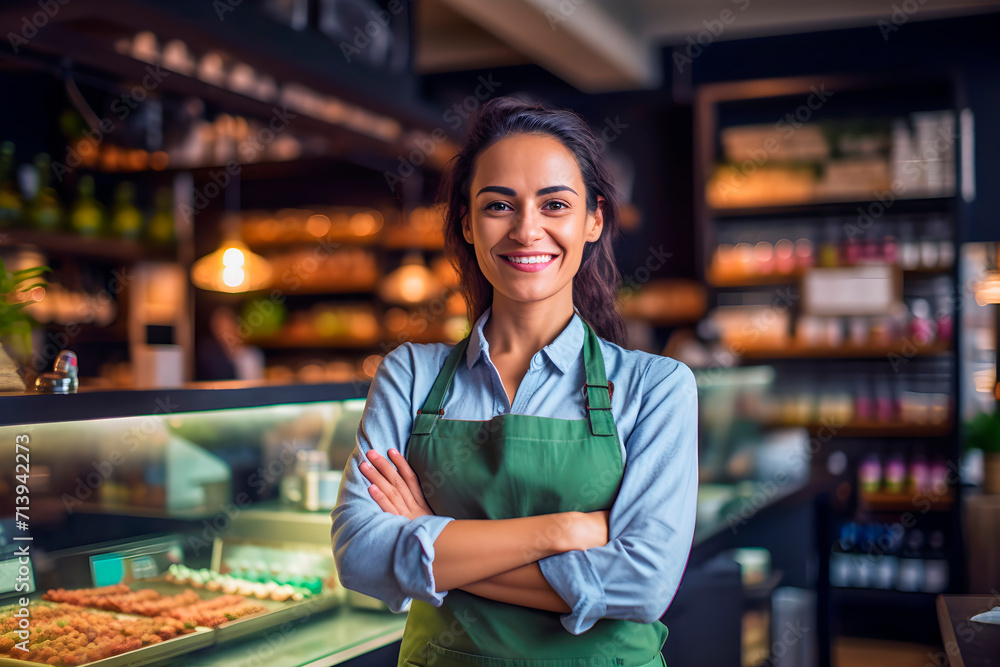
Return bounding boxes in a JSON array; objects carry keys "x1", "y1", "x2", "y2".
[
  {"x1": 127, "y1": 580, "x2": 341, "y2": 644},
  {"x1": 0, "y1": 602, "x2": 213, "y2": 667}
]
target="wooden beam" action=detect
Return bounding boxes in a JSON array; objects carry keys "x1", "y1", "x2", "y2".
[{"x1": 439, "y1": 0, "x2": 659, "y2": 92}]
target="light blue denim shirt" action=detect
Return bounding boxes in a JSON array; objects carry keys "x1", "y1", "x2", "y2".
[{"x1": 330, "y1": 306, "x2": 699, "y2": 634}]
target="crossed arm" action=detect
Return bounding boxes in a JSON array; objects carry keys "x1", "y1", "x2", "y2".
[{"x1": 359, "y1": 448, "x2": 610, "y2": 613}]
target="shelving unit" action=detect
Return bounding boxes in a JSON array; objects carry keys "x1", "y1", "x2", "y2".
[
  {"x1": 694, "y1": 72, "x2": 965, "y2": 665},
  {"x1": 0, "y1": 0, "x2": 462, "y2": 386}
]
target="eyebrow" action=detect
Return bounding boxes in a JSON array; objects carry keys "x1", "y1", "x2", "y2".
[{"x1": 475, "y1": 185, "x2": 578, "y2": 197}]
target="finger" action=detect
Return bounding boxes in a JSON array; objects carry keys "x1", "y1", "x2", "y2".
[
  {"x1": 367, "y1": 484, "x2": 400, "y2": 514},
  {"x1": 387, "y1": 449, "x2": 431, "y2": 511},
  {"x1": 367, "y1": 450, "x2": 419, "y2": 513},
  {"x1": 359, "y1": 458, "x2": 407, "y2": 514}
]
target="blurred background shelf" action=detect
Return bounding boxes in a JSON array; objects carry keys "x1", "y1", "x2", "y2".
[
  {"x1": 0, "y1": 228, "x2": 176, "y2": 262},
  {"x1": 735, "y1": 340, "x2": 951, "y2": 359},
  {"x1": 759, "y1": 420, "x2": 953, "y2": 437},
  {"x1": 858, "y1": 490, "x2": 955, "y2": 512},
  {"x1": 708, "y1": 195, "x2": 955, "y2": 219}
]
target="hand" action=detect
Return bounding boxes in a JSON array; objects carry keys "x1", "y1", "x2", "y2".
[
  {"x1": 359, "y1": 448, "x2": 434, "y2": 521},
  {"x1": 569, "y1": 510, "x2": 610, "y2": 551}
]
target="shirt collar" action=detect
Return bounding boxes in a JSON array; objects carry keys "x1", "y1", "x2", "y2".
[{"x1": 465, "y1": 305, "x2": 585, "y2": 374}]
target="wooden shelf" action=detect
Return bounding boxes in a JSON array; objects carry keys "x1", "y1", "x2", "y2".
[
  {"x1": 708, "y1": 266, "x2": 952, "y2": 288},
  {"x1": 708, "y1": 268, "x2": 805, "y2": 287},
  {"x1": 761, "y1": 420, "x2": 952, "y2": 437},
  {"x1": 735, "y1": 339, "x2": 951, "y2": 359},
  {"x1": 707, "y1": 195, "x2": 954, "y2": 219},
  {"x1": 245, "y1": 332, "x2": 380, "y2": 349},
  {"x1": 0, "y1": 229, "x2": 176, "y2": 262},
  {"x1": 273, "y1": 278, "x2": 380, "y2": 296},
  {"x1": 858, "y1": 490, "x2": 954, "y2": 512},
  {"x1": 830, "y1": 588, "x2": 940, "y2": 605}
]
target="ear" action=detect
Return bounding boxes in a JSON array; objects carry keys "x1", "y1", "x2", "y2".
[
  {"x1": 586, "y1": 196, "x2": 605, "y2": 242},
  {"x1": 461, "y1": 209, "x2": 473, "y2": 244}
]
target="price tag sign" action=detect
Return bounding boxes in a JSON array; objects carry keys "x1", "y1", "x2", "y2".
[{"x1": 802, "y1": 265, "x2": 899, "y2": 316}]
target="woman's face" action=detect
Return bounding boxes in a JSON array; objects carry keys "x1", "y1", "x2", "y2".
[{"x1": 462, "y1": 133, "x2": 603, "y2": 308}]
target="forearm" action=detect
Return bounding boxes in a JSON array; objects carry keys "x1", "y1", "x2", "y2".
[
  {"x1": 432, "y1": 513, "x2": 579, "y2": 591},
  {"x1": 459, "y1": 563, "x2": 570, "y2": 613}
]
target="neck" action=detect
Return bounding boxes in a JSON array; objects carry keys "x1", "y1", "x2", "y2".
[{"x1": 484, "y1": 291, "x2": 575, "y2": 357}]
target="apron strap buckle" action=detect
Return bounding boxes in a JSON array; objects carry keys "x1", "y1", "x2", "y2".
[
  {"x1": 583, "y1": 382, "x2": 616, "y2": 437},
  {"x1": 583, "y1": 381, "x2": 614, "y2": 408},
  {"x1": 412, "y1": 409, "x2": 444, "y2": 435}
]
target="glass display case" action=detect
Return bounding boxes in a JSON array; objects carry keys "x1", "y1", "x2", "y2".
[{"x1": 0, "y1": 382, "x2": 404, "y2": 667}]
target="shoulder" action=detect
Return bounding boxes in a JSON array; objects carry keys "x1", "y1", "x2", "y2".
[
  {"x1": 379, "y1": 341, "x2": 457, "y2": 380},
  {"x1": 596, "y1": 338, "x2": 696, "y2": 391}
]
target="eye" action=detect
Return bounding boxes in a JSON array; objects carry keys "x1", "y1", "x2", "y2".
[
  {"x1": 544, "y1": 200, "x2": 569, "y2": 211},
  {"x1": 485, "y1": 201, "x2": 512, "y2": 212}
]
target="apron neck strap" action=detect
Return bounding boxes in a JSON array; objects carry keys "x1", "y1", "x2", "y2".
[
  {"x1": 581, "y1": 321, "x2": 616, "y2": 437},
  {"x1": 411, "y1": 317, "x2": 616, "y2": 437},
  {"x1": 412, "y1": 335, "x2": 469, "y2": 435}
]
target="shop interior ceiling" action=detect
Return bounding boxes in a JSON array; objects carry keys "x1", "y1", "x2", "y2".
[{"x1": 416, "y1": 0, "x2": 1000, "y2": 92}]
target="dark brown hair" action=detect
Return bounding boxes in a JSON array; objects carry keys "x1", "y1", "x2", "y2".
[{"x1": 441, "y1": 96, "x2": 628, "y2": 346}]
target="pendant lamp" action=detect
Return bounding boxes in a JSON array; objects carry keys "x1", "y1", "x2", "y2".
[
  {"x1": 191, "y1": 215, "x2": 272, "y2": 293},
  {"x1": 379, "y1": 251, "x2": 443, "y2": 305}
]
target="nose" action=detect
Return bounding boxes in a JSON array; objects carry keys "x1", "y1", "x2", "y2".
[{"x1": 507, "y1": 209, "x2": 545, "y2": 246}]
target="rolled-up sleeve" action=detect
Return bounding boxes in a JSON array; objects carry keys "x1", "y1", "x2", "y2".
[
  {"x1": 330, "y1": 344, "x2": 455, "y2": 612},
  {"x1": 538, "y1": 358, "x2": 699, "y2": 634}
]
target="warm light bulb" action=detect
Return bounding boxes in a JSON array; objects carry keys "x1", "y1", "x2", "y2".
[
  {"x1": 223, "y1": 247, "x2": 245, "y2": 267},
  {"x1": 222, "y1": 266, "x2": 245, "y2": 287},
  {"x1": 400, "y1": 268, "x2": 427, "y2": 303}
]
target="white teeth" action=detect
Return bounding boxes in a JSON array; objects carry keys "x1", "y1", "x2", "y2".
[{"x1": 506, "y1": 255, "x2": 553, "y2": 264}]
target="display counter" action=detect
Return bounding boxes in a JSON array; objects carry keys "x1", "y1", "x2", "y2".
[{"x1": 0, "y1": 380, "x2": 810, "y2": 666}]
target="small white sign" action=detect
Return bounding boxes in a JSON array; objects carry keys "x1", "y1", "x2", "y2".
[{"x1": 803, "y1": 265, "x2": 897, "y2": 316}]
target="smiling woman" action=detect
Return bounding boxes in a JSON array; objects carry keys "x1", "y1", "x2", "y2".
[{"x1": 331, "y1": 97, "x2": 698, "y2": 667}]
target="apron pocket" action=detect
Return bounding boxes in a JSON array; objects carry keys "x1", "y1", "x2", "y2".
[{"x1": 421, "y1": 642, "x2": 623, "y2": 667}]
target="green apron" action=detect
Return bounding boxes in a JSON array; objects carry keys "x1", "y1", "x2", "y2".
[{"x1": 399, "y1": 321, "x2": 668, "y2": 667}]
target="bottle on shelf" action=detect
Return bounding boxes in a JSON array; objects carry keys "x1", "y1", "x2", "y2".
[
  {"x1": 884, "y1": 451, "x2": 906, "y2": 494},
  {"x1": 852, "y1": 524, "x2": 878, "y2": 588},
  {"x1": 147, "y1": 186, "x2": 175, "y2": 246},
  {"x1": 70, "y1": 174, "x2": 106, "y2": 237},
  {"x1": 26, "y1": 153, "x2": 64, "y2": 231},
  {"x1": 896, "y1": 528, "x2": 925, "y2": 592},
  {"x1": 111, "y1": 181, "x2": 144, "y2": 240},
  {"x1": 819, "y1": 220, "x2": 840, "y2": 268},
  {"x1": 872, "y1": 523, "x2": 902, "y2": 590},
  {"x1": 859, "y1": 452, "x2": 882, "y2": 493},
  {"x1": 908, "y1": 451, "x2": 929, "y2": 494},
  {"x1": 922, "y1": 529, "x2": 949, "y2": 593},
  {"x1": 907, "y1": 298, "x2": 936, "y2": 345},
  {"x1": 0, "y1": 141, "x2": 23, "y2": 227},
  {"x1": 830, "y1": 522, "x2": 858, "y2": 588}
]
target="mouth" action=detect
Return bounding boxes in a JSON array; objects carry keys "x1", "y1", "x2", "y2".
[{"x1": 499, "y1": 253, "x2": 558, "y2": 272}]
